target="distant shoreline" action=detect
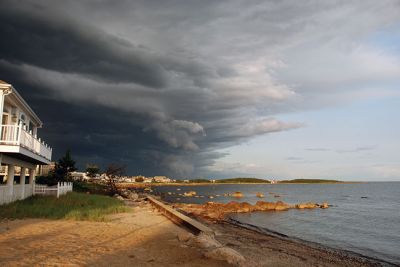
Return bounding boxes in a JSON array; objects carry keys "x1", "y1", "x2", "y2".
[{"x1": 118, "y1": 181, "x2": 360, "y2": 188}]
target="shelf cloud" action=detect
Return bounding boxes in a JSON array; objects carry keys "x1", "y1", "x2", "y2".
[{"x1": 1, "y1": 0, "x2": 399, "y2": 177}]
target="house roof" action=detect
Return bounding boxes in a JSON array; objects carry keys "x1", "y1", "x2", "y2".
[{"x1": 0, "y1": 80, "x2": 43, "y2": 127}]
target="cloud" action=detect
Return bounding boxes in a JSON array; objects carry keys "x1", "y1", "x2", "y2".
[
  {"x1": 286, "y1": 157, "x2": 303, "y2": 161},
  {"x1": 336, "y1": 146, "x2": 377, "y2": 154},
  {"x1": 305, "y1": 148, "x2": 331, "y2": 152}
]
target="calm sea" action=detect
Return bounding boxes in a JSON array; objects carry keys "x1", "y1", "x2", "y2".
[{"x1": 152, "y1": 182, "x2": 400, "y2": 265}]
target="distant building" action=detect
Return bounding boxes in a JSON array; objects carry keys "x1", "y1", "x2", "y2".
[
  {"x1": 38, "y1": 162, "x2": 56, "y2": 176},
  {"x1": 153, "y1": 176, "x2": 171, "y2": 183},
  {"x1": 270, "y1": 180, "x2": 277, "y2": 184},
  {"x1": 143, "y1": 177, "x2": 153, "y2": 183},
  {"x1": 70, "y1": 171, "x2": 90, "y2": 181}
]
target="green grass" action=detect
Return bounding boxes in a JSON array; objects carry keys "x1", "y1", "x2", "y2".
[
  {"x1": 0, "y1": 192, "x2": 130, "y2": 221},
  {"x1": 279, "y1": 179, "x2": 341, "y2": 183}
]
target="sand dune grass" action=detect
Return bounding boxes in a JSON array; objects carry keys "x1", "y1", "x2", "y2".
[{"x1": 0, "y1": 192, "x2": 129, "y2": 221}]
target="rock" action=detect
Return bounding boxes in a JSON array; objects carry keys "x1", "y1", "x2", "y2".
[
  {"x1": 275, "y1": 201, "x2": 290, "y2": 211},
  {"x1": 120, "y1": 190, "x2": 139, "y2": 200},
  {"x1": 128, "y1": 192, "x2": 139, "y2": 200},
  {"x1": 177, "y1": 232, "x2": 194, "y2": 242},
  {"x1": 184, "y1": 191, "x2": 197, "y2": 197},
  {"x1": 204, "y1": 247, "x2": 247, "y2": 267},
  {"x1": 189, "y1": 233, "x2": 221, "y2": 249},
  {"x1": 320, "y1": 202, "x2": 329, "y2": 209},
  {"x1": 238, "y1": 202, "x2": 253, "y2": 212},
  {"x1": 274, "y1": 194, "x2": 280, "y2": 198},
  {"x1": 296, "y1": 202, "x2": 317, "y2": 209},
  {"x1": 255, "y1": 201, "x2": 276, "y2": 211},
  {"x1": 256, "y1": 192, "x2": 265, "y2": 198},
  {"x1": 114, "y1": 194, "x2": 124, "y2": 201},
  {"x1": 231, "y1": 192, "x2": 244, "y2": 198},
  {"x1": 177, "y1": 188, "x2": 181, "y2": 191}
]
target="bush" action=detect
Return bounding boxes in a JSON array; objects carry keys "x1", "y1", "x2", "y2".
[
  {"x1": 35, "y1": 175, "x2": 59, "y2": 186},
  {"x1": 73, "y1": 181, "x2": 108, "y2": 195}
]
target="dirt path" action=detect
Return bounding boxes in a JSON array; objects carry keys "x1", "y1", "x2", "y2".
[{"x1": 0, "y1": 202, "x2": 229, "y2": 267}]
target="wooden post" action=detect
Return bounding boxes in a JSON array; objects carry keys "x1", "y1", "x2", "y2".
[{"x1": 57, "y1": 182, "x2": 60, "y2": 198}]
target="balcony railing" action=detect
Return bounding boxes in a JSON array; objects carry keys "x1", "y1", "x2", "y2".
[{"x1": 0, "y1": 124, "x2": 52, "y2": 161}]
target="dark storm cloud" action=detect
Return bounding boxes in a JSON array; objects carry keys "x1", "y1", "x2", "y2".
[{"x1": 0, "y1": 2, "x2": 219, "y2": 89}]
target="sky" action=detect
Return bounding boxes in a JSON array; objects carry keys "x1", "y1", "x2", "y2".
[{"x1": 0, "y1": 0, "x2": 399, "y2": 180}]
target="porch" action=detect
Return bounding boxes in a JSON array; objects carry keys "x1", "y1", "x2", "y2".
[{"x1": 0, "y1": 124, "x2": 52, "y2": 164}]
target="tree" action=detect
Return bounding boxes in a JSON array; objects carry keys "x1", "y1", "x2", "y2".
[
  {"x1": 86, "y1": 164, "x2": 100, "y2": 179},
  {"x1": 105, "y1": 163, "x2": 126, "y2": 195},
  {"x1": 54, "y1": 149, "x2": 77, "y2": 181},
  {"x1": 135, "y1": 177, "x2": 144, "y2": 183}
]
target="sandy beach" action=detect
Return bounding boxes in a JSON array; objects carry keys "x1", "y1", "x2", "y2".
[
  {"x1": 0, "y1": 201, "x2": 229, "y2": 267},
  {"x1": 0, "y1": 196, "x2": 388, "y2": 267}
]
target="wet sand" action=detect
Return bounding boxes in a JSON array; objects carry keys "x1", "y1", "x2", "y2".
[{"x1": 210, "y1": 221, "x2": 383, "y2": 267}]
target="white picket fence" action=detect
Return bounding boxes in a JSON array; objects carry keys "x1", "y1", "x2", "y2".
[
  {"x1": 0, "y1": 182, "x2": 73, "y2": 205},
  {"x1": 34, "y1": 182, "x2": 73, "y2": 198}
]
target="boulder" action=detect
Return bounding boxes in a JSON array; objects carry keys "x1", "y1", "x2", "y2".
[
  {"x1": 256, "y1": 192, "x2": 265, "y2": 198},
  {"x1": 237, "y1": 202, "x2": 253, "y2": 213},
  {"x1": 275, "y1": 201, "x2": 290, "y2": 211},
  {"x1": 204, "y1": 247, "x2": 247, "y2": 267},
  {"x1": 255, "y1": 201, "x2": 276, "y2": 211},
  {"x1": 183, "y1": 191, "x2": 197, "y2": 197},
  {"x1": 114, "y1": 194, "x2": 124, "y2": 201},
  {"x1": 320, "y1": 202, "x2": 329, "y2": 209},
  {"x1": 189, "y1": 233, "x2": 221, "y2": 249},
  {"x1": 120, "y1": 190, "x2": 139, "y2": 200},
  {"x1": 231, "y1": 192, "x2": 244, "y2": 198},
  {"x1": 177, "y1": 232, "x2": 194, "y2": 242},
  {"x1": 296, "y1": 202, "x2": 317, "y2": 209}
]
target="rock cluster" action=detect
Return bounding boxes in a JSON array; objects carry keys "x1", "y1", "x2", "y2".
[
  {"x1": 175, "y1": 200, "x2": 329, "y2": 221},
  {"x1": 114, "y1": 189, "x2": 144, "y2": 201}
]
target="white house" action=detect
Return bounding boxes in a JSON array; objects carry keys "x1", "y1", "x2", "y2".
[
  {"x1": 70, "y1": 171, "x2": 90, "y2": 181},
  {"x1": 0, "y1": 80, "x2": 52, "y2": 205}
]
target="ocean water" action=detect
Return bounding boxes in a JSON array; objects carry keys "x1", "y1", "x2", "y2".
[{"x1": 152, "y1": 182, "x2": 400, "y2": 265}]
